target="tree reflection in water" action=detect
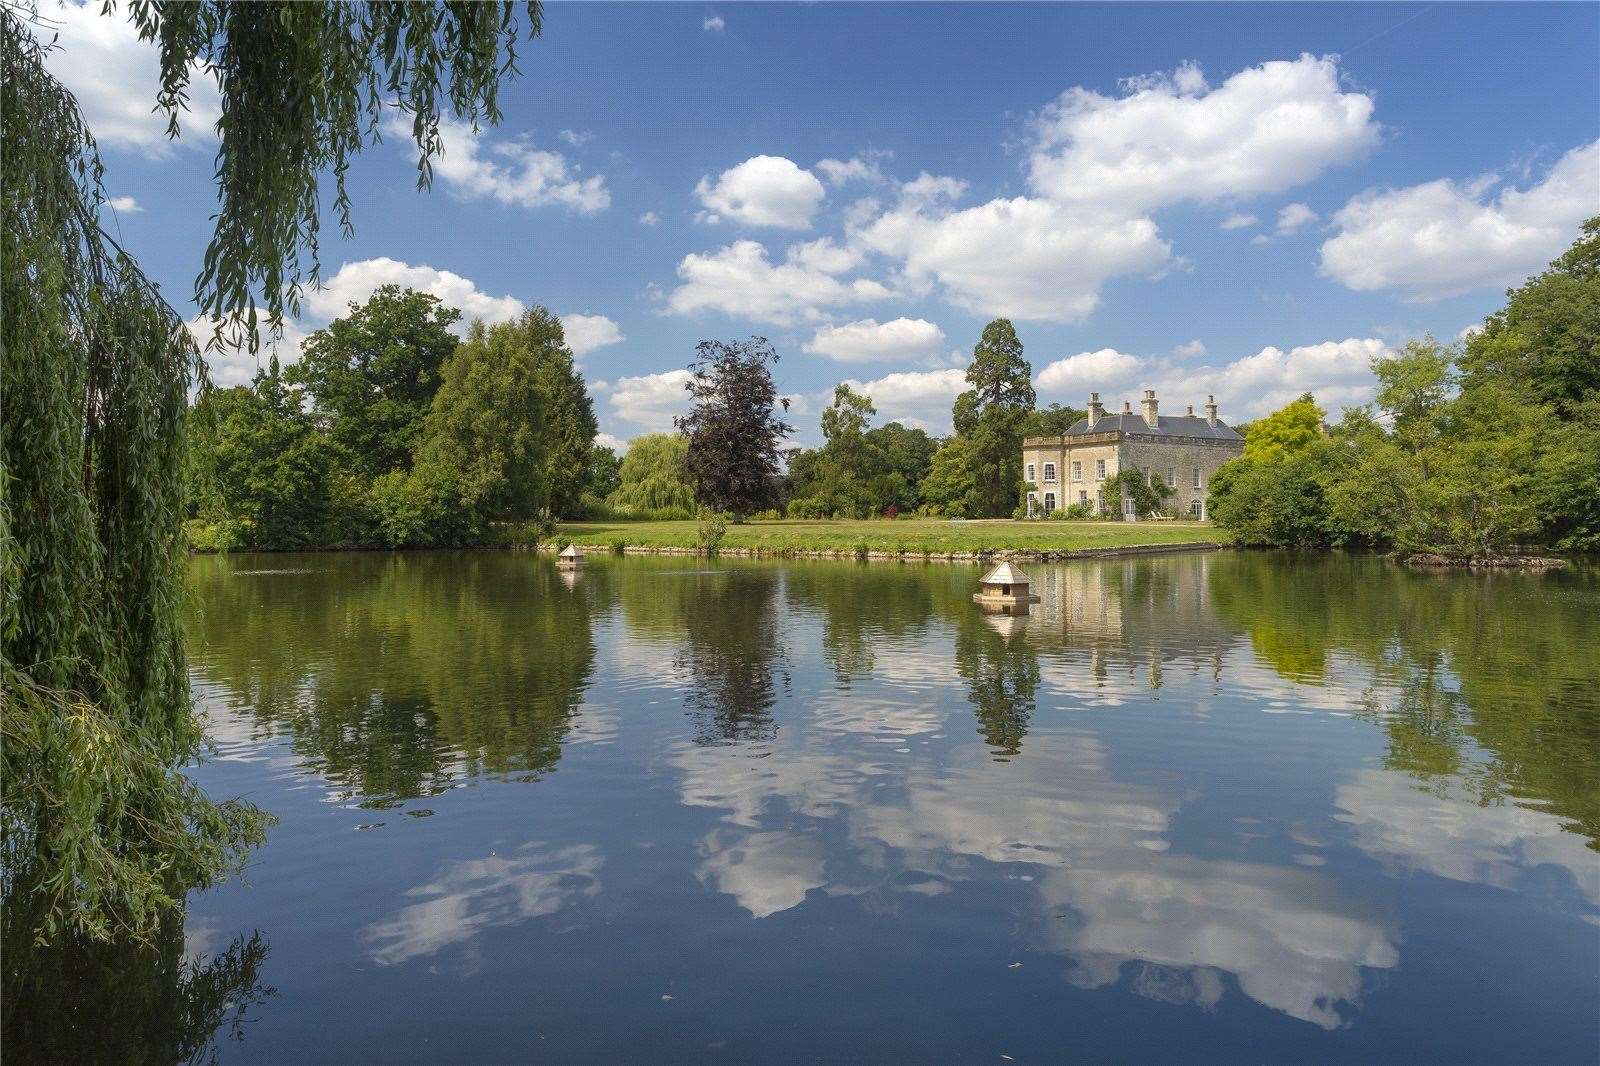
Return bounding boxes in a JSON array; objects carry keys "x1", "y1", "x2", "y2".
[
  {"x1": 3, "y1": 911, "x2": 271, "y2": 1066},
  {"x1": 186, "y1": 551, "x2": 599, "y2": 806},
  {"x1": 1209, "y1": 553, "x2": 1600, "y2": 849}
]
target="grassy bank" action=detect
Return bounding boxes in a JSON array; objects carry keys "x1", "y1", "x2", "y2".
[{"x1": 554, "y1": 517, "x2": 1231, "y2": 557}]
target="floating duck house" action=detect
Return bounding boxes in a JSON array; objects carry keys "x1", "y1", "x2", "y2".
[
  {"x1": 972, "y1": 562, "x2": 1040, "y2": 608},
  {"x1": 556, "y1": 544, "x2": 586, "y2": 570}
]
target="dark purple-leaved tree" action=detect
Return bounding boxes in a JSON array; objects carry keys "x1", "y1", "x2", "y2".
[{"x1": 677, "y1": 337, "x2": 793, "y2": 518}]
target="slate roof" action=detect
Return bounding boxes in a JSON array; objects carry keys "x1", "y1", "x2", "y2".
[{"x1": 1062, "y1": 412, "x2": 1243, "y2": 441}]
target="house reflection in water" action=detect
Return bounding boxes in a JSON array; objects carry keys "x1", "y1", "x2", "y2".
[{"x1": 1019, "y1": 553, "x2": 1234, "y2": 692}]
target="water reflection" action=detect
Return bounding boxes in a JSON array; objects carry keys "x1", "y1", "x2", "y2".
[
  {"x1": 147, "y1": 551, "x2": 1598, "y2": 1059},
  {"x1": 362, "y1": 842, "x2": 604, "y2": 968},
  {"x1": 186, "y1": 552, "x2": 599, "y2": 804},
  {"x1": 617, "y1": 566, "x2": 790, "y2": 745},
  {"x1": 3, "y1": 914, "x2": 272, "y2": 1066}
]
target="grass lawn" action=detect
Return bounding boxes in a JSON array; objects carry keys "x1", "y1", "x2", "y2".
[{"x1": 554, "y1": 517, "x2": 1231, "y2": 556}]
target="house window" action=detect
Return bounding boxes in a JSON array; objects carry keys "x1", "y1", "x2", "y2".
[
  {"x1": 1144, "y1": 467, "x2": 1154, "y2": 486},
  {"x1": 1095, "y1": 490, "x2": 1105, "y2": 512},
  {"x1": 1026, "y1": 462, "x2": 1036, "y2": 483},
  {"x1": 1166, "y1": 468, "x2": 1176, "y2": 489},
  {"x1": 1027, "y1": 492, "x2": 1039, "y2": 515},
  {"x1": 1043, "y1": 462, "x2": 1057, "y2": 483},
  {"x1": 1189, "y1": 500, "x2": 1202, "y2": 518},
  {"x1": 1071, "y1": 461, "x2": 1082, "y2": 481},
  {"x1": 1096, "y1": 459, "x2": 1106, "y2": 480},
  {"x1": 1193, "y1": 467, "x2": 1202, "y2": 489},
  {"x1": 1043, "y1": 492, "x2": 1057, "y2": 514},
  {"x1": 1123, "y1": 494, "x2": 1136, "y2": 516},
  {"x1": 1078, "y1": 490, "x2": 1088, "y2": 504}
]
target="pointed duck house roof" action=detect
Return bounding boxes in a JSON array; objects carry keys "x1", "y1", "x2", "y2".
[
  {"x1": 979, "y1": 562, "x2": 1030, "y2": 587},
  {"x1": 559, "y1": 544, "x2": 584, "y2": 559}
]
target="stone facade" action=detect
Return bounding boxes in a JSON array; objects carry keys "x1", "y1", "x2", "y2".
[{"x1": 1022, "y1": 391, "x2": 1244, "y2": 519}]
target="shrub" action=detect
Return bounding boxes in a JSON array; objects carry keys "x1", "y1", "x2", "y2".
[
  {"x1": 696, "y1": 508, "x2": 729, "y2": 554},
  {"x1": 183, "y1": 516, "x2": 253, "y2": 553}
]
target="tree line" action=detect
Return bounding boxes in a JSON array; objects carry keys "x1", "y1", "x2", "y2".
[
  {"x1": 188, "y1": 312, "x2": 1099, "y2": 549},
  {"x1": 1209, "y1": 219, "x2": 1599, "y2": 559}
]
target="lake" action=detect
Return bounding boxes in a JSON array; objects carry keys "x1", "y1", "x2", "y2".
[{"x1": 14, "y1": 550, "x2": 1600, "y2": 1063}]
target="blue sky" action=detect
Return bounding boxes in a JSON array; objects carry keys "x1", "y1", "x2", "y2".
[{"x1": 47, "y1": 2, "x2": 1599, "y2": 447}]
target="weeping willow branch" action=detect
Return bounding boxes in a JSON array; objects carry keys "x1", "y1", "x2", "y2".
[{"x1": 2, "y1": 7, "x2": 269, "y2": 946}]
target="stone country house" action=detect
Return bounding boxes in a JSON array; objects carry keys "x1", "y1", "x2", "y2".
[{"x1": 1022, "y1": 390, "x2": 1244, "y2": 520}]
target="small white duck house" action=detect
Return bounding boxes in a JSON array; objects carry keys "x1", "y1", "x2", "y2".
[
  {"x1": 556, "y1": 544, "x2": 586, "y2": 570},
  {"x1": 972, "y1": 562, "x2": 1039, "y2": 607}
]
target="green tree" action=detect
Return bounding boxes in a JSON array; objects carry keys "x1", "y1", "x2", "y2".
[
  {"x1": 193, "y1": 363, "x2": 341, "y2": 549},
  {"x1": 954, "y1": 319, "x2": 1036, "y2": 516},
  {"x1": 678, "y1": 337, "x2": 793, "y2": 518},
  {"x1": 120, "y1": 2, "x2": 541, "y2": 347},
  {"x1": 919, "y1": 436, "x2": 977, "y2": 517},
  {"x1": 1241, "y1": 393, "x2": 1325, "y2": 462},
  {"x1": 1104, "y1": 469, "x2": 1176, "y2": 519},
  {"x1": 289, "y1": 286, "x2": 462, "y2": 479},
  {"x1": 864, "y1": 421, "x2": 937, "y2": 513},
  {"x1": 1460, "y1": 216, "x2": 1599, "y2": 416},
  {"x1": 584, "y1": 442, "x2": 623, "y2": 502},
  {"x1": 1372, "y1": 337, "x2": 1454, "y2": 459},
  {"x1": 397, "y1": 307, "x2": 596, "y2": 527},
  {"x1": 1019, "y1": 403, "x2": 1086, "y2": 437},
  {"x1": 608, "y1": 433, "x2": 697, "y2": 513},
  {"x1": 2, "y1": 1, "x2": 537, "y2": 944},
  {"x1": 2, "y1": 15, "x2": 270, "y2": 946}
]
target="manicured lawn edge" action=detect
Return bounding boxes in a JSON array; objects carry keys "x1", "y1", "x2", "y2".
[{"x1": 548, "y1": 519, "x2": 1232, "y2": 562}]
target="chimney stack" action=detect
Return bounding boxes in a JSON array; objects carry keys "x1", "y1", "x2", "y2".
[
  {"x1": 1141, "y1": 389, "x2": 1159, "y2": 428},
  {"x1": 1086, "y1": 392, "x2": 1103, "y2": 429},
  {"x1": 1204, "y1": 394, "x2": 1218, "y2": 427},
  {"x1": 1186, "y1": 404, "x2": 1194, "y2": 416},
  {"x1": 1122, "y1": 400, "x2": 1132, "y2": 414}
]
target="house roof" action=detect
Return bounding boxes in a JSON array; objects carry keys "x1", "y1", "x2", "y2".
[
  {"x1": 1064, "y1": 412, "x2": 1243, "y2": 441},
  {"x1": 559, "y1": 544, "x2": 584, "y2": 558},
  {"x1": 980, "y1": 562, "x2": 1031, "y2": 586}
]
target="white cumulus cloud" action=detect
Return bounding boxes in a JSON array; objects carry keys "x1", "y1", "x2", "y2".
[
  {"x1": 41, "y1": 0, "x2": 221, "y2": 154},
  {"x1": 666, "y1": 240, "x2": 887, "y2": 326},
  {"x1": 1153, "y1": 337, "x2": 1391, "y2": 420},
  {"x1": 804, "y1": 318, "x2": 945, "y2": 363},
  {"x1": 638, "y1": 211, "x2": 662, "y2": 227},
  {"x1": 816, "y1": 155, "x2": 890, "y2": 187},
  {"x1": 1319, "y1": 141, "x2": 1599, "y2": 300},
  {"x1": 839, "y1": 368, "x2": 968, "y2": 430},
  {"x1": 859, "y1": 194, "x2": 1170, "y2": 323},
  {"x1": 703, "y1": 14, "x2": 725, "y2": 32},
  {"x1": 695, "y1": 155, "x2": 826, "y2": 229},
  {"x1": 305, "y1": 257, "x2": 524, "y2": 327},
  {"x1": 607, "y1": 369, "x2": 694, "y2": 431},
  {"x1": 420, "y1": 115, "x2": 609, "y2": 214},
  {"x1": 1036, "y1": 348, "x2": 1145, "y2": 394},
  {"x1": 105, "y1": 195, "x2": 142, "y2": 213},
  {"x1": 560, "y1": 313, "x2": 624, "y2": 356},
  {"x1": 1275, "y1": 202, "x2": 1318, "y2": 234},
  {"x1": 1028, "y1": 54, "x2": 1379, "y2": 214},
  {"x1": 1220, "y1": 213, "x2": 1258, "y2": 230}
]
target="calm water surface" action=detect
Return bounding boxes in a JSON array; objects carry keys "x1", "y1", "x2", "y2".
[{"x1": 28, "y1": 552, "x2": 1600, "y2": 1062}]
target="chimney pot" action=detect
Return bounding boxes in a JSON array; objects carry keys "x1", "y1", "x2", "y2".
[
  {"x1": 1187, "y1": 404, "x2": 1194, "y2": 416},
  {"x1": 1141, "y1": 389, "x2": 1159, "y2": 429},
  {"x1": 1204, "y1": 394, "x2": 1219, "y2": 428},
  {"x1": 1087, "y1": 392, "x2": 1104, "y2": 429},
  {"x1": 1122, "y1": 400, "x2": 1132, "y2": 414}
]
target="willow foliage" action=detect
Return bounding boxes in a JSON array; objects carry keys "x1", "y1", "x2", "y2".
[
  {"x1": 120, "y1": 0, "x2": 541, "y2": 349},
  {"x1": 1, "y1": 9, "x2": 268, "y2": 944}
]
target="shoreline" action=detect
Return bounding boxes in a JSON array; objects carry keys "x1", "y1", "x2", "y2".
[{"x1": 541, "y1": 540, "x2": 1232, "y2": 563}]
